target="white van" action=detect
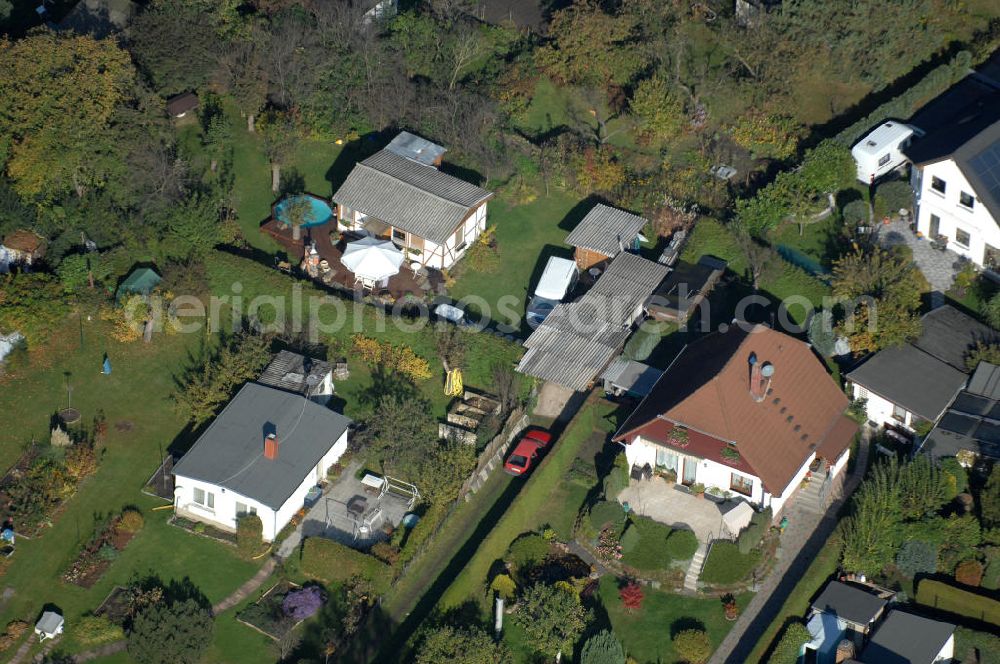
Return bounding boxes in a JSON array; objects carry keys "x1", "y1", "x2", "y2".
[
  {"x1": 526, "y1": 257, "x2": 578, "y2": 328},
  {"x1": 852, "y1": 121, "x2": 916, "y2": 183}
]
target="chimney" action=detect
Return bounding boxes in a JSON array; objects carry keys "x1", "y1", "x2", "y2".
[
  {"x1": 264, "y1": 432, "x2": 279, "y2": 460},
  {"x1": 749, "y1": 353, "x2": 774, "y2": 402},
  {"x1": 748, "y1": 353, "x2": 760, "y2": 398}
]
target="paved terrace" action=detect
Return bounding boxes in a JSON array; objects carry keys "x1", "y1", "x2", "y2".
[{"x1": 877, "y1": 219, "x2": 963, "y2": 296}]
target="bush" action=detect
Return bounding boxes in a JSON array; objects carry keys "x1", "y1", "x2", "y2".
[
  {"x1": 98, "y1": 543, "x2": 119, "y2": 561},
  {"x1": 507, "y1": 534, "x2": 550, "y2": 568},
  {"x1": 771, "y1": 621, "x2": 811, "y2": 664},
  {"x1": 876, "y1": 180, "x2": 913, "y2": 213},
  {"x1": 665, "y1": 530, "x2": 699, "y2": 561},
  {"x1": 621, "y1": 516, "x2": 681, "y2": 571},
  {"x1": 490, "y1": 573, "x2": 517, "y2": 600},
  {"x1": 620, "y1": 523, "x2": 642, "y2": 554},
  {"x1": 701, "y1": 541, "x2": 761, "y2": 585},
  {"x1": 896, "y1": 540, "x2": 938, "y2": 578},
  {"x1": 737, "y1": 508, "x2": 771, "y2": 555},
  {"x1": 956, "y1": 560, "x2": 985, "y2": 587},
  {"x1": 589, "y1": 501, "x2": 626, "y2": 534},
  {"x1": 76, "y1": 615, "x2": 124, "y2": 647},
  {"x1": 673, "y1": 628, "x2": 712, "y2": 664},
  {"x1": 916, "y1": 579, "x2": 1000, "y2": 626},
  {"x1": 282, "y1": 586, "x2": 325, "y2": 621},
  {"x1": 603, "y1": 455, "x2": 629, "y2": 499},
  {"x1": 581, "y1": 629, "x2": 626, "y2": 664},
  {"x1": 940, "y1": 457, "x2": 969, "y2": 498},
  {"x1": 370, "y1": 541, "x2": 401, "y2": 566},
  {"x1": 236, "y1": 514, "x2": 263, "y2": 559},
  {"x1": 842, "y1": 199, "x2": 869, "y2": 226},
  {"x1": 300, "y1": 537, "x2": 390, "y2": 594},
  {"x1": 116, "y1": 508, "x2": 144, "y2": 534}
]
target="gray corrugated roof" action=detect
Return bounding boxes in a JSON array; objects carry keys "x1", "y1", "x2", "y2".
[
  {"x1": 256, "y1": 350, "x2": 331, "y2": 396},
  {"x1": 332, "y1": 150, "x2": 492, "y2": 244},
  {"x1": 172, "y1": 383, "x2": 352, "y2": 510},
  {"x1": 912, "y1": 305, "x2": 998, "y2": 372},
  {"x1": 565, "y1": 204, "x2": 648, "y2": 257},
  {"x1": 517, "y1": 253, "x2": 668, "y2": 391},
  {"x1": 811, "y1": 581, "x2": 889, "y2": 626},
  {"x1": 385, "y1": 131, "x2": 446, "y2": 166},
  {"x1": 861, "y1": 611, "x2": 954, "y2": 664},
  {"x1": 847, "y1": 345, "x2": 967, "y2": 421}
]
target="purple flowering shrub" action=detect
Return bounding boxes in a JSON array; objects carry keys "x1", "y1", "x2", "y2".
[{"x1": 282, "y1": 586, "x2": 325, "y2": 621}]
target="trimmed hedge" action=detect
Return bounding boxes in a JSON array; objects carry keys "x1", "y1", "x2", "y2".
[
  {"x1": 665, "y1": 529, "x2": 698, "y2": 561},
  {"x1": 916, "y1": 579, "x2": 1000, "y2": 627},
  {"x1": 300, "y1": 537, "x2": 390, "y2": 594},
  {"x1": 590, "y1": 500, "x2": 627, "y2": 534}
]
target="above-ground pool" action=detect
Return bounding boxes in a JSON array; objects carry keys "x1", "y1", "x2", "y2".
[{"x1": 273, "y1": 194, "x2": 334, "y2": 228}]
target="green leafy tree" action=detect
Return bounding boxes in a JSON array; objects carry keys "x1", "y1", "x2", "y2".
[
  {"x1": 129, "y1": 0, "x2": 221, "y2": 94},
  {"x1": 0, "y1": 273, "x2": 70, "y2": 347},
  {"x1": 259, "y1": 110, "x2": 299, "y2": 194},
  {"x1": 982, "y1": 465, "x2": 1000, "y2": 529},
  {"x1": 174, "y1": 333, "x2": 271, "y2": 423},
  {"x1": 280, "y1": 196, "x2": 316, "y2": 242},
  {"x1": 514, "y1": 583, "x2": 589, "y2": 661},
  {"x1": 840, "y1": 460, "x2": 902, "y2": 573},
  {"x1": 581, "y1": 629, "x2": 625, "y2": 664},
  {"x1": 832, "y1": 248, "x2": 924, "y2": 353},
  {"x1": 982, "y1": 293, "x2": 1000, "y2": 330},
  {"x1": 411, "y1": 435, "x2": 477, "y2": 505},
  {"x1": 966, "y1": 342, "x2": 1000, "y2": 371},
  {"x1": 127, "y1": 598, "x2": 212, "y2": 664},
  {"x1": 361, "y1": 393, "x2": 439, "y2": 474},
  {"x1": 415, "y1": 625, "x2": 512, "y2": 664},
  {"x1": 672, "y1": 628, "x2": 712, "y2": 664},
  {"x1": 770, "y1": 621, "x2": 811, "y2": 664},
  {"x1": 730, "y1": 113, "x2": 799, "y2": 160},
  {"x1": 630, "y1": 75, "x2": 684, "y2": 142},
  {"x1": 0, "y1": 33, "x2": 135, "y2": 200},
  {"x1": 937, "y1": 515, "x2": 981, "y2": 572},
  {"x1": 57, "y1": 253, "x2": 113, "y2": 293},
  {"x1": 159, "y1": 193, "x2": 224, "y2": 259},
  {"x1": 897, "y1": 455, "x2": 945, "y2": 520},
  {"x1": 535, "y1": 0, "x2": 643, "y2": 87}
]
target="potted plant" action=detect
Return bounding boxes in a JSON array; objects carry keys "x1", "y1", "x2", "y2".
[
  {"x1": 667, "y1": 427, "x2": 690, "y2": 448},
  {"x1": 663, "y1": 468, "x2": 678, "y2": 485},
  {"x1": 722, "y1": 594, "x2": 739, "y2": 621},
  {"x1": 691, "y1": 483, "x2": 706, "y2": 499}
]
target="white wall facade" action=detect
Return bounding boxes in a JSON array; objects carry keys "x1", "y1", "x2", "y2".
[
  {"x1": 174, "y1": 430, "x2": 348, "y2": 542},
  {"x1": 914, "y1": 159, "x2": 1000, "y2": 268},
  {"x1": 935, "y1": 634, "x2": 955, "y2": 662},
  {"x1": 337, "y1": 202, "x2": 487, "y2": 271},
  {"x1": 764, "y1": 451, "x2": 816, "y2": 517},
  {"x1": 850, "y1": 382, "x2": 914, "y2": 429}
]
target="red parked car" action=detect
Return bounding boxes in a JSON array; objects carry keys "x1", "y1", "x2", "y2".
[{"x1": 504, "y1": 428, "x2": 553, "y2": 476}]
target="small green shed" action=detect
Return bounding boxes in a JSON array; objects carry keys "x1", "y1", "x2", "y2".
[{"x1": 116, "y1": 266, "x2": 162, "y2": 302}]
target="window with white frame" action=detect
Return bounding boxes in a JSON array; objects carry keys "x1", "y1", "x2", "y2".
[
  {"x1": 878, "y1": 153, "x2": 891, "y2": 167},
  {"x1": 960, "y1": 191, "x2": 975, "y2": 209},
  {"x1": 931, "y1": 176, "x2": 946, "y2": 194},
  {"x1": 955, "y1": 228, "x2": 971, "y2": 248},
  {"x1": 235, "y1": 502, "x2": 256, "y2": 517},
  {"x1": 892, "y1": 403, "x2": 908, "y2": 422},
  {"x1": 193, "y1": 487, "x2": 214, "y2": 509}
]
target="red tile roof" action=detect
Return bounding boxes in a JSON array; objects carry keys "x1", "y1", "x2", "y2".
[
  {"x1": 1, "y1": 229, "x2": 45, "y2": 254},
  {"x1": 614, "y1": 324, "x2": 857, "y2": 493}
]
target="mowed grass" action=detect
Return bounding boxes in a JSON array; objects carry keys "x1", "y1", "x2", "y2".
[
  {"x1": 0, "y1": 320, "x2": 265, "y2": 661},
  {"x1": 449, "y1": 189, "x2": 582, "y2": 329},
  {"x1": 438, "y1": 398, "x2": 617, "y2": 607},
  {"x1": 596, "y1": 575, "x2": 752, "y2": 664}
]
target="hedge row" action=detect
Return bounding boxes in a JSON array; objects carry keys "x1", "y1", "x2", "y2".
[
  {"x1": 916, "y1": 579, "x2": 1000, "y2": 627},
  {"x1": 300, "y1": 537, "x2": 390, "y2": 594}
]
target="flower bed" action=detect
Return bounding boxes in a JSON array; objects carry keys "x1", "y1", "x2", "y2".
[
  {"x1": 170, "y1": 516, "x2": 238, "y2": 545},
  {"x1": 94, "y1": 586, "x2": 131, "y2": 624},
  {"x1": 236, "y1": 581, "x2": 326, "y2": 640},
  {"x1": 63, "y1": 510, "x2": 143, "y2": 588}
]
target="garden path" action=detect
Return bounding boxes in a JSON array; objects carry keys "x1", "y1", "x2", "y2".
[
  {"x1": 72, "y1": 640, "x2": 127, "y2": 662},
  {"x1": 708, "y1": 429, "x2": 872, "y2": 664},
  {"x1": 211, "y1": 557, "x2": 278, "y2": 614}
]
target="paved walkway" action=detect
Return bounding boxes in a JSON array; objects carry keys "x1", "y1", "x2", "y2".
[
  {"x1": 878, "y1": 219, "x2": 962, "y2": 296},
  {"x1": 211, "y1": 557, "x2": 277, "y2": 614},
  {"x1": 709, "y1": 430, "x2": 872, "y2": 664},
  {"x1": 72, "y1": 641, "x2": 127, "y2": 662}
]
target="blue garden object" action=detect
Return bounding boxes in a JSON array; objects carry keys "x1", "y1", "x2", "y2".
[{"x1": 102, "y1": 356, "x2": 112, "y2": 375}]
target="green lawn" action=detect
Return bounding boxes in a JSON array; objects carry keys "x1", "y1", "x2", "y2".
[
  {"x1": 700, "y1": 541, "x2": 762, "y2": 585},
  {"x1": 439, "y1": 398, "x2": 617, "y2": 607},
  {"x1": 449, "y1": 189, "x2": 582, "y2": 330},
  {"x1": 770, "y1": 214, "x2": 843, "y2": 271},
  {"x1": 744, "y1": 535, "x2": 842, "y2": 663},
  {"x1": 0, "y1": 320, "x2": 265, "y2": 662},
  {"x1": 596, "y1": 575, "x2": 752, "y2": 664}
]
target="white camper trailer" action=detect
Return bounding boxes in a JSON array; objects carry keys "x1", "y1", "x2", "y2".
[
  {"x1": 526, "y1": 257, "x2": 579, "y2": 328},
  {"x1": 852, "y1": 122, "x2": 916, "y2": 183}
]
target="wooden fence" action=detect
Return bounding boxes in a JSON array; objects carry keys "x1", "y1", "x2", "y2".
[{"x1": 458, "y1": 407, "x2": 530, "y2": 500}]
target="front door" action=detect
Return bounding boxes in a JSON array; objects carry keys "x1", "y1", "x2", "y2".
[
  {"x1": 682, "y1": 458, "x2": 697, "y2": 485},
  {"x1": 929, "y1": 213, "x2": 940, "y2": 238}
]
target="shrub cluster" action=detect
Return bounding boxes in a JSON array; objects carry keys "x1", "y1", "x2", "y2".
[
  {"x1": 236, "y1": 514, "x2": 263, "y2": 560},
  {"x1": 352, "y1": 334, "x2": 432, "y2": 381},
  {"x1": 737, "y1": 508, "x2": 772, "y2": 555}
]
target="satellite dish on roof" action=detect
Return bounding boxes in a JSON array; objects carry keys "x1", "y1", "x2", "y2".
[{"x1": 761, "y1": 363, "x2": 775, "y2": 377}]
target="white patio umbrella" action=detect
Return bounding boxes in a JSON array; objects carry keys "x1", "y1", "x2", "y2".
[{"x1": 340, "y1": 236, "x2": 405, "y2": 285}]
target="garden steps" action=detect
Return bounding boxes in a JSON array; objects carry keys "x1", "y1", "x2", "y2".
[
  {"x1": 683, "y1": 541, "x2": 710, "y2": 592},
  {"x1": 795, "y1": 471, "x2": 827, "y2": 516}
]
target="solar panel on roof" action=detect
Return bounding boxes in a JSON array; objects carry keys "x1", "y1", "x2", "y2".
[
  {"x1": 938, "y1": 412, "x2": 979, "y2": 436},
  {"x1": 970, "y1": 141, "x2": 1000, "y2": 204},
  {"x1": 952, "y1": 392, "x2": 992, "y2": 416}
]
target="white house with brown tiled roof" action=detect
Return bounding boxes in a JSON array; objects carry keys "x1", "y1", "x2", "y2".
[{"x1": 613, "y1": 324, "x2": 856, "y2": 516}]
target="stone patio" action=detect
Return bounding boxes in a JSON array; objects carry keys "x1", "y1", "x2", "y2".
[
  {"x1": 276, "y1": 460, "x2": 417, "y2": 557},
  {"x1": 877, "y1": 218, "x2": 963, "y2": 297},
  {"x1": 617, "y1": 477, "x2": 736, "y2": 543}
]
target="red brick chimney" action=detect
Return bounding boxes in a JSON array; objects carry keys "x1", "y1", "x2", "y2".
[{"x1": 264, "y1": 433, "x2": 279, "y2": 460}]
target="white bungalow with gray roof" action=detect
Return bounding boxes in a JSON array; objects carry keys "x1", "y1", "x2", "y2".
[
  {"x1": 172, "y1": 382, "x2": 352, "y2": 541},
  {"x1": 333, "y1": 132, "x2": 493, "y2": 270}
]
